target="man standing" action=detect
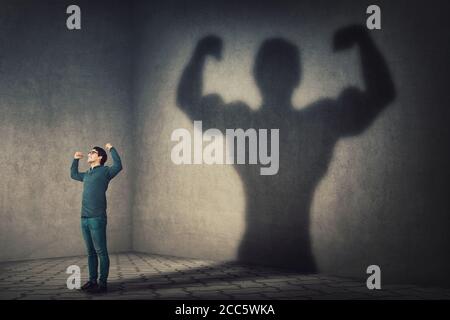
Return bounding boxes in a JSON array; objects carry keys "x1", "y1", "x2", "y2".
[{"x1": 70, "y1": 143, "x2": 123, "y2": 293}]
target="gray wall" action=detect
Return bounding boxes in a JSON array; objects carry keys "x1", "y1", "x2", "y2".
[
  {"x1": 0, "y1": 0, "x2": 133, "y2": 261},
  {"x1": 1, "y1": 0, "x2": 450, "y2": 288},
  {"x1": 132, "y1": 0, "x2": 450, "y2": 287}
]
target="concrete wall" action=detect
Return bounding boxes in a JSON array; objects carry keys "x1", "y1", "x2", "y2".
[
  {"x1": 0, "y1": 0, "x2": 133, "y2": 261},
  {"x1": 131, "y1": 0, "x2": 450, "y2": 286},
  {"x1": 1, "y1": 0, "x2": 450, "y2": 287}
]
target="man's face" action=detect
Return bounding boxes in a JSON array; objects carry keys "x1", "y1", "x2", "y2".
[{"x1": 87, "y1": 149, "x2": 101, "y2": 164}]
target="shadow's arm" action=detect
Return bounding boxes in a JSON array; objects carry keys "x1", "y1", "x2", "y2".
[
  {"x1": 177, "y1": 50, "x2": 204, "y2": 117},
  {"x1": 333, "y1": 25, "x2": 396, "y2": 136},
  {"x1": 356, "y1": 28, "x2": 395, "y2": 106},
  {"x1": 177, "y1": 35, "x2": 222, "y2": 120},
  {"x1": 177, "y1": 36, "x2": 252, "y2": 131}
]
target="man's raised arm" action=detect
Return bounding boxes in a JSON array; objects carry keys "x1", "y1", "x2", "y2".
[
  {"x1": 105, "y1": 143, "x2": 122, "y2": 180},
  {"x1": 70, "y1": 152, "x2": 85, "y2": 182}
]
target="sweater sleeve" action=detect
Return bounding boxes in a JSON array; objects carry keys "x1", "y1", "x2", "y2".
[
  {"x1": 70, "y1": 159, "x2": 85, "y2": 182},
  {"x1": 106, "y1": 147, "x2": 123, "y2": 180}
]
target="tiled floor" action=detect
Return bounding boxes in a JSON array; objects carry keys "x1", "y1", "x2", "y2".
[{"x1": 0, "y1": 252, "x2": 449, "y2": 300}]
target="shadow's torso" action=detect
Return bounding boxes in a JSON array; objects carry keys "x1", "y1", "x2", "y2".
[{"x1": 204, "y1": 99, "x2": 339, "y2": 271}]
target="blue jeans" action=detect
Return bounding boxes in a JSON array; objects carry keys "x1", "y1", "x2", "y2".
[{"x1": 81, "y1": 216, "x2": 109, "y2": 285}]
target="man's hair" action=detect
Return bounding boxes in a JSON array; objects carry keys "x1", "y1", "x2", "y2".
[{"x1": 93, "y1": 146, "x2": 107, "y2": 165}]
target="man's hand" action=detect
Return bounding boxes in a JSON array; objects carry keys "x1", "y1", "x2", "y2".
[
  {"x1": 74, "y1": 151, "x2": 84, "y2": 159},
  {"x1": 105, "y1": 143, "x2": 113, "y2": 151},
  {"x1": 333, "y1": 25, "x2": 367, "y2": 52},
  {"x1": 195, "y1": 35, "x2": 222, "y2": 60}
]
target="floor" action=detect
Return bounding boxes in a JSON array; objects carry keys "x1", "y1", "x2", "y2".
[{"x1": 0, "y1": 252, "x2": 449, "y2": 300}]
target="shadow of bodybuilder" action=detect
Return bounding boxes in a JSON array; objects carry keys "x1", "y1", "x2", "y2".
[{"x1": 177, "y1": 25, "x2": 395, "y2": 273}]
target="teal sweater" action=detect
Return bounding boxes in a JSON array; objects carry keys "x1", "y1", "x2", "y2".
[{"x1": 70, "y1": 147, "x2": 123, "y2": 217}]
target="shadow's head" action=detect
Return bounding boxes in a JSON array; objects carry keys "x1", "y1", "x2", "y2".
[
  {"x1": 87, "y1": 146, "x2": 107, "y2": 165},
  {"x1": 253, "y1": 38, "x2": 301, "y2": 106}
]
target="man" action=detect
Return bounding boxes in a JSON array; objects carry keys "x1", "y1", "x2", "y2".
[{"x1": 70, "y1": 143, "x2": 123, "y2": 293}]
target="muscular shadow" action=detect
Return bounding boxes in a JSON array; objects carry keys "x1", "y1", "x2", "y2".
[{"x1": 176, "y1": 25, "x2": 396, "y2": 272}]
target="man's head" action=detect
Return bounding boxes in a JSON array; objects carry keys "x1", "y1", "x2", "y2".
[{"x1": 87, "y1": 146, "x2": 107, "y2": 166}]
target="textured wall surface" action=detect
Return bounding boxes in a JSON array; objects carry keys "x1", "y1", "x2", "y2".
[
  {"x1": 1, "y1": 0, "x2": 450, "y2": 287},
  {"x1": 0, "y1": 0, "x2": 133, "y2": 261},
  {"x1": 132, "y1": 0, "x2": 450, "y2": 286}
]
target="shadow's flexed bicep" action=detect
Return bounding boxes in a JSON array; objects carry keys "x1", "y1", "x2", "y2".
[
  {"x1": 303, "y1": 87, "x2": 386, "y2": 137},
  {"x1": 300, "y1": 89, "x2": 381, "y2": 138},
  {"x1": 176, "y1": 35, "x2": 227, "y2": 125},
  {"x1": 177, "y1": 35, "x2": 253, "y2": 130},
  {"x1": 195, "y1": 95, "x2": 251, "y2": 131},
  {"x1": 333, "y1": 86, "x2": 377, "y2": 136},
  {"x1": 329, "y1": 25, "x2": 396, "y2": 137},
  {"x1": 177, "y1": 73, "x2": 252, "y2": 130}
]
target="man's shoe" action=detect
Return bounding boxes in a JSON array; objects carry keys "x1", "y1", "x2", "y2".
[
  {"x1": 80, "y1": 281, "x2": 98, "y2": 291},
  {"x1": 88, "y1": 284, "x2": 107, "y2": 294}
]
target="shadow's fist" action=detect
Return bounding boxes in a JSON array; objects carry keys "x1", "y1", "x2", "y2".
[
  {"x1": 196, "y1": 35, "x2": 222, "y2": 60},
  {"x1": 333, "y1": 25, "x2": 367, "y2": 51}
]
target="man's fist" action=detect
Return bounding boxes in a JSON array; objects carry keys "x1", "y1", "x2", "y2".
[
  {"x1": 105, "y1": 143, "x2": 113, "y2": 151},
  {"x1": 195, "y1": 35, "x2": 222, "y2": 60},
  {"x1": 333, "y1": 25, "x2": 367, "y2": 52},
  {"x1": 74, "y1": 151, "x2": 84, "y2": 159}
]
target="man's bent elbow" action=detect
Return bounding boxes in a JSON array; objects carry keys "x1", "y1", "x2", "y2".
[{"x1": 111, "y1": 164, "x2": 123, "y2": 176}]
